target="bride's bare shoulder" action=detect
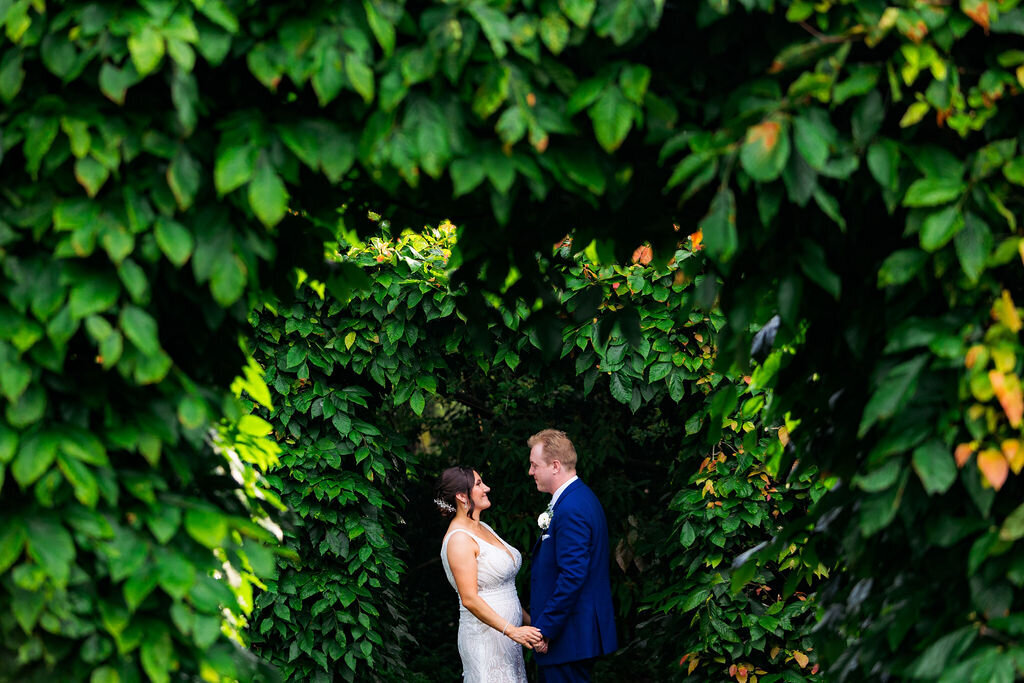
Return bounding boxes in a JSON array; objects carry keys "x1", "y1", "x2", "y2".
[{"x1": 444, "y1": 525, "x2": 479, "y2": 552}]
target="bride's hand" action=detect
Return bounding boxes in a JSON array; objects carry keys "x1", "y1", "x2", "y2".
[{"x1": 507, "y1": 625, "x2": 543, "y2": 648}]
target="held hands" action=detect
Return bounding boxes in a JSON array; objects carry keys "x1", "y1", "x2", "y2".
[
  {"x1": 506, "y1": 625, "x2": 544, "y2": 649},
  {"x1": 534, "y1": 637, "x2": 550, "y2": 654}
]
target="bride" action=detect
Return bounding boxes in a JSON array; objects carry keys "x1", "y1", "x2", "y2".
[{"x1": 436, "y1": 466, "x2": 543, "y2": 682}]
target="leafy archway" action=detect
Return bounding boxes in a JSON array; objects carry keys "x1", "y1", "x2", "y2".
[{"x1": 246, "y1": 222, "x2": 827, "y2": 682}]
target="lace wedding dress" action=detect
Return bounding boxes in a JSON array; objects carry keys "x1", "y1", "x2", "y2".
[{"x1": 440, "y1": 522, "x2": 528, "y2": 683}]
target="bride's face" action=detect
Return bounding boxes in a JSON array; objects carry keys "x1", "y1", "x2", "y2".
[{"x1": 469, "y1": 471, "x2": 491, "y2": 514}]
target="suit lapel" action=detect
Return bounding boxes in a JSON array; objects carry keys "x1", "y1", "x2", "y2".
[{"x1": 534, "y1": 480, "x2": 582, "y2": 556}]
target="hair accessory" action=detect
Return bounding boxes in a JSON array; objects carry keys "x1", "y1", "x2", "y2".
[{"x1": 434, "y1": 497, "x2": 455, "y2": 514}]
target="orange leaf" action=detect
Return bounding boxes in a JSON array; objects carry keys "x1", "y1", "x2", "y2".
[
  {"x1": 1003, "y1": 439, "x2": 1023, "y2": 475},
  {"x1": 748, "y1": 121, "x2": 781, "y2": 151},
  {"x1": 688, "y1": 657, "x2": 700, "y2": 675},
  {"x1": 811, "y1": 664, "x2": 820, "y2": 674},
  {"x1": 965, "y1": 344, "x2": 985, "y2": 369},
  {"x1": 964, "y1": 0, "x2": 991, "y2": 32},
  {"x1": 955, "y1": 443, "x2": 975, "y2": 468},
  {"x1": 690, "y1": 229, "x2": 704, "y2": 250},
  {"x1": 992, "y1": 290, "x2": 1022, "y2": 332},
  {"x1": 989, "y1": 370, "x2": 1024, "y2": 427},
  {"x1": 737, "y1": 667, "x2": 749, "y2": 683},
  {"x1": 793, "y1": 651, "x2": 809, "y2": 668},
  {"x1": 730, "y1": 664, "x2": 738, "y2": 677},
  {"x1": 770, "y1": 646, "x2": 781, "y2": 659},
  {"x1": 978, "y1": 448, "x2": 1009, "y2": 490},
  {"x1": 632, "y1": 245, "x2": 653, "y2": 265}
]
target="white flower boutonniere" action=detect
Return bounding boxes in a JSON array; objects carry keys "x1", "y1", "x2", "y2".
[{"x1": 537, "y1": 507, "x2": 553, "y2": 531}]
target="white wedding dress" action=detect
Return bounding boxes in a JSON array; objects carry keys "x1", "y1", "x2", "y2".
[{"x1": 440, "y1": 522, "x2": 528, "y2": 683}]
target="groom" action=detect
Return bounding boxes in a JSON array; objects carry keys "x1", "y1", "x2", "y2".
[{"x1": 527, "y1": 429, "x2": 617, "y2": 682}]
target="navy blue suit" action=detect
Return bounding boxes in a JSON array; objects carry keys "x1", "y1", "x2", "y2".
[{"x1": 531, "y1": 479, "x2": 617, "y2": 681}]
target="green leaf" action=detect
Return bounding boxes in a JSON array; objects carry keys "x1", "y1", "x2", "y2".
[
  {"x1": 184, "y1": 508, "x2": 228, "y2": 548},
  {"x1": 0, "y1": 522, "x2": 27, "y2": 573},
  {"x1": 679, "y1": 521, "x2": 696, "y2": 548},
  {"x1": 798, "y1": 240, "x2": 839, "y2": 299},
  {"x1": 702, "y1": 187, "x2": 737, "y2": 263},
  {"x1": 154, "y1": 217, "x2": 195, "y2": 267},
  {"x1": 69, "y1": 275, "x2": 120, "y2": 320},
  {"x1": 740, "y1": 120, "x2": 791, "y2": 182},
  {"x1": 146, "y1": 505, "x2": 182, "y2": 544},
  {"x1": 74, "y1": 157, "x2": 110, "y2": 198},
  {"x1": 214, "y1": 145, "x2": 257, "y2": 196},
  {"x1": 11, "y1": 431, "x2": 58, "y2": 487},
  {"x1": 867, "y1": 139, "x2": 900, "y2": 192},
  {"x1": 912, "y1": 440, "x2": 957, "y2": 495},
  {"x1": 364, "y1": 0, "x2": 396, "y2": 57},
  {"x1": 166, "y1": 147, "x2": 201, "y2": 211},
  {"x1": 852, "y1": 90, "x2": 885, "y2": 145},
  {"x1": 62, "y1": 118, "x2": 92, "y2": 159},
  {"x1": 999, "y1": 502, "x2": 1024, "y2": 541},
  {"x1": 906, "y1": 626, "x2": 977, "y2": 678},
  {"x1": 609, "y1": 372, "x2": 632, "y2": 404},
  {"x1": 120, "y1": 306, "x2": 160, "y2": 356},
  {"x1": 6, "y1": 384, "x2": 46, "y2": 428},
  {"x1": 24, "y1": 117, "x2": 59, "y2": 178},
  {"x1": 560, "y1": 0, "x2": 596, "y2": 28},
  {"x1": 903, "y1": 178, "x2": 965, "y2": 207},
  {"x1": 98, "y1": 63, "x2": 139, "y2": 105},
  {"x1": 954, "y1": 212, "x2": 992, "y2": 283},
  {"x1": 648, "y1": 362, "x2": 672, "y2": 382},
  {"x1": 451, "y1": 158, "x2": 487, "y2": 197},
  {"x1": 859, "y1": 356, "x2": 929, "y2": 436},
  {"x1": 238, "y1": 415, "x2": 272, "y2": 437},
  {"x1": 124, "y1": 562, "x2": 159, "y2": 610},
  {"x1": 793, "y1": 112, "x2": 830, "y2": 170},
  {"x1": 156, "y1": 551, "x2": 196, "y2": 600},
  {"x1": 248, "y1": 156, "x2": 289, "y2": 227},
  {"x1": 919, "y1": 205, "x2": 963, "y2": 252},
  {"x1": 568, "y1": 76, "x2": 609, "y2": 115},
  {"x1": 619, "y1": 64, "x2": 651, "y2": 105},
  {"x1": 0, "y1": 424, "x2": 17, "y2": 464},
  {"x1": 853, "y1": 458, "x2": 902, "y2": 492},
  {"x1": 539, "y1": 13, "x2": 570, "y2": 54},
  {"x1": 878, "y1": 249, "x2": 929, "y2": 287},
  {"x1": 210, "y1": 254, "x2": 246, "y2": 306},
  {"x1": 0, "y1": 50, "x2": 26, "y2": 103},
  {"x1": 410, "y1": 391, "x2": 425, "y2": 416},
  {"x1": 589, "y1": 87, "x2": 634, "y2": 153},
  {"x1": 26, "y1": 517, "x2": 75, "y2": 587},
  {"x1": 128, "y1": 25, "x2": 166, "y2": 77},
  {"x1": 56, "y1": 451, "x2": 99, "y2": 507},
  {"x1": 90, "y1": 667, "x2": 121, "y2": 683},
  {"x1": 197, "y1": 0, "x2": 238, "y2": 32},
  {"x1": 345, "y1": 55, "x2": 375, "y2": 103},
  {"x1": 468, "y1": 3, "x2": 511, "y2": 59},
  {"x1": 321, "y1": 129, "x2": 356, "y2": 183},
  {"x1": 1004, "y1": 157, "x2": 1024, "y2": 186}
]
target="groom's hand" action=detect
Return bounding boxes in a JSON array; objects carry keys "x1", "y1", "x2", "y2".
[{"x1": 535, "y1": 637, "x2": 549, "y2": 654}]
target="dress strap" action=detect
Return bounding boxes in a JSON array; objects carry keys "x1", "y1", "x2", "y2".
[{"x1": 443, "y1": 527, "x2": 481, "y2": 548}]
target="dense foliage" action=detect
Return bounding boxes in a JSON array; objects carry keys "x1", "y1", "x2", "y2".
[
  {"x1": 4, "y1": 0, "x2": 1023, "y2": 679},
  {"x1": 245, "y1": 224, "x2": 826, "y2": 681}
]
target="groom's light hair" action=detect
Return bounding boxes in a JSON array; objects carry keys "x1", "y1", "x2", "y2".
[{"x1": 528, "y1": 429, "x2": 577, "y2": 470}]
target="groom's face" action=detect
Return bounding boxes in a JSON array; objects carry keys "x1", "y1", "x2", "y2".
[{"x1": 528, "y1": 444, "x2": 557, "y2": 494}]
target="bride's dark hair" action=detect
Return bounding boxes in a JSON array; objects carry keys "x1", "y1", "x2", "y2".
[{"x1": 434, "y1": 466, "x2": 476, "y2": 519}]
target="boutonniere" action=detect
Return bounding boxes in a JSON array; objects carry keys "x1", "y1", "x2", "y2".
[{"x1": 538, "y1": 505, "x2": 553, "y2": 531}]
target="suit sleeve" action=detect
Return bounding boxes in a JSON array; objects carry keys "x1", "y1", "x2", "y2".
[{"x1": 534, "y1": 505, "x2": 592, "y2": 641}]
